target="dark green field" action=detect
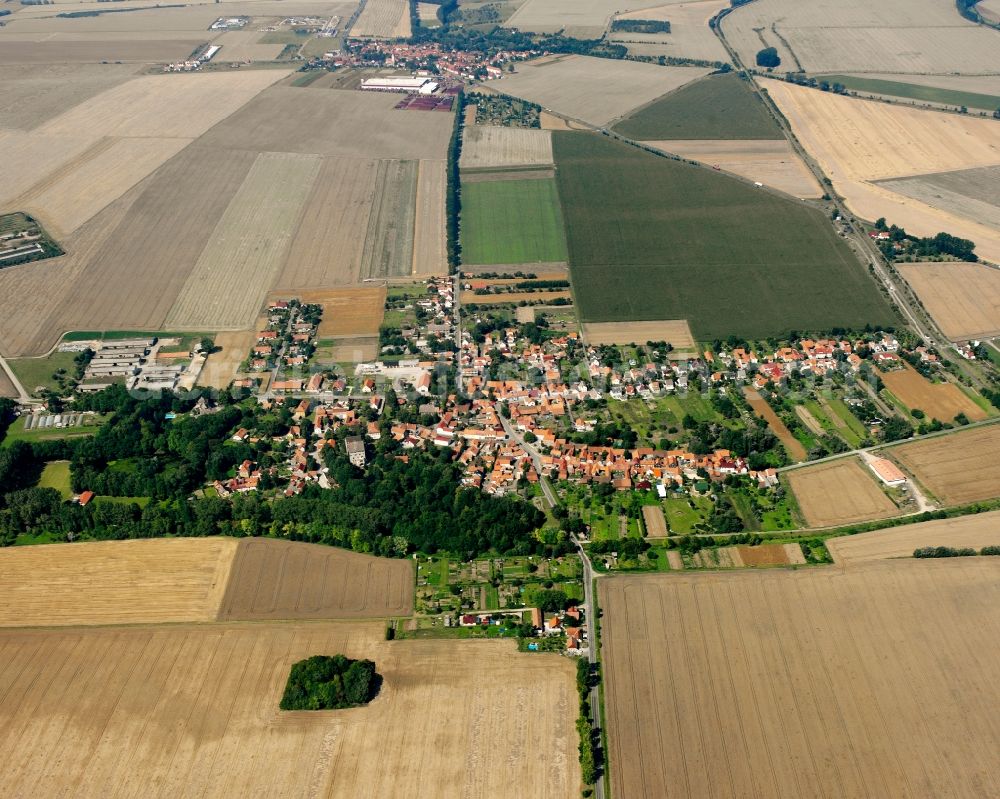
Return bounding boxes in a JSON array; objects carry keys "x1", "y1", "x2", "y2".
[
  {"x1": 812, "y1": 75, "x2": 1000, "y2": 111},
  {"x1": 460, "y1": 178, "x2": 568, "y2": 265},
  {"x1": 611, "y1": 73, "x2": 782, "y2": 140},
  {"x1": 554, "y1": 132, "x2": 898, "y2": 339}
]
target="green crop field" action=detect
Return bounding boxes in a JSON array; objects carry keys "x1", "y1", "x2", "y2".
[
  {"x1": 460, "y1": 178, "x2": 568, "y2": 265},
  {"x1": 612, "y1": 73, "x2": 782, "y2": 140},
  {"x1": 812, "y1": 75, "x2": 1000, "y2": 111},
  {"x1": 553, "y1": 132, "x2": 897, "y2": 339}
]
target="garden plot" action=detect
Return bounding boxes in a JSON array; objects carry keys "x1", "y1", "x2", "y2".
[
  {"x1": 412, "y1": 160, "x2": 448, "y2": 276},
  {"x1": 498, "y1": 55, "x2": 709, "y2": 127},
  {"x1": 881, "y1": 364, "x2": 987, "y2": 423},
  {"x1": 359, "y1": 159, "x2": 419, "y2": 280}
]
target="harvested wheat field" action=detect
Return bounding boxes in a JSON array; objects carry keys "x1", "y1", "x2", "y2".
[
  {"x1": 218, "y1": 538, "x2": 414, "y2": 621},
  {"x1": 611, "y1": 0, "x2": 730, "y2": 63},
  {"x1": 786, "y1": 457, "x2": 899, "y2": 528},
  {"x1": 271, "y1": 286, "x2": 387, "y2": 338},
  {"x1": 881, "y1": 363, "x2": 987, "y2": 423},
  {"x1": 0, "y1": 38, "x2": 196, "y2": 64},
  {"x1": 198, "y1": 330, "x2": 257, "y2": 390},
  {"x1": 166, "y1": 152, "x2": 322, "y2": 330},
  {"x1": 0, "y1": 369, "x2": 16, "y2": 398},
  {"x1": 197, "y1": 87, "x2": 450, "y2": 160},
  {"x1": 460, "y1": 126, "x2": 553, "y2": 169},
  {"x1": 211, "y1": 30, "x2": 284, "y2": 61},
  {"x1": 359, "y1": 159, "x2": 419, "y2": 280},
  {"x1": 412, "y1": 160, "x2": 448, "y2": 275},
  {"x1": 582, "y1": 320, "x2": 694, "y2": 349},
  {"x1": 0, "y1": 622, "x2": 578, "y2": 799},
  {"x1": 506, "y1": 0, "x2": 666, "y2": 37},
  {"x1": 897, "y1": 261, "x2": 1000, "y2": 340},
  {"x1": 744, "y1": 388, "x2": 806, "y2": 461},
  {"x1": 889, "y1": 425, "x2": 1000, "y2": 506},
  {"x1": 601, "y1": 559, "x2": 1000, "y2": 799},
  {"x1": 350, "y1": 0, "x2": 410, "y2": 37},
  {"x1": 827, "y1": 509, "x2": 1000, "y2": 565},
  {"x1": 763, "y1": 80, "x2": 1000, "y2": 264},
  {"x1": 0, "y1": 538, "x2": 238, "y2": 627},
  {"x1": 499, "y1": 56, "x2": 709, "y2": 127},
  {"x1": 722, "y1": 0, "x2": 1000, "y2": 74},
  {"x1": 646, "y1": 139, "x2": 822, "y2": 198},
  {"x1": 642, "y1": 505, "x2": 667, "y2": 537},
  {"x1": 878, "y1": 165, "x2": 1000, "y2": 234},
  {"x1": 0, "y1": 131, "x2": 112, "y2": 206}
]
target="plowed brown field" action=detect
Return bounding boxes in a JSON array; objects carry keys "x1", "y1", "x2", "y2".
[
  {"x1": 601, "y1": 559, "x2": 1000, "y2": 798},
  {"x1": 744, "y1": 388, "x2": 806, "y2": 461},
  {"x1": 218, "y1": 538, "x2": 414, "y2": 621}
]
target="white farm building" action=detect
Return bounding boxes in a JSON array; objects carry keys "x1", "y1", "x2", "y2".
[{"x1": 360, "y1": 76, "x2": 438, "y2": 94}]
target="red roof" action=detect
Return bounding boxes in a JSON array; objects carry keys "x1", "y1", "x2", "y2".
[{"x1": 78, "y1": 491, "x2": 95, "y2": 506}]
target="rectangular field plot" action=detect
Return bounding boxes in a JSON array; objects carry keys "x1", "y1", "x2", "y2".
[
  {"x1": 505, "y1": 0, "x2": 666, "y2": 37},
  {"x1": 556, "y1": 132, "x2": 896, "y2": 339},
  {"x1": 412, "y1": 159, "x2": 448, "y2": 275},
  {"x1": 350, "y1": 0, "x2": 410, "y2": 37},
  {"x1": 460, "y1": 125, "x2": 553, "y2": 169},
  {"x1": 166, "y1": 151, "x2": 321, "y2": 330},
  {"x1": 582, "y1": 320, "x2": 694, "y2": 349},
  {"x1": 359, "y1": 159, "x2": 419, "y2": 280},
  {"x1": 827, "y1": 509, "x2": 1000, "y2": 565},
  {"x1": 877, "y1": 166, "x2": 1000, "y2": 234},
  {"x1": 890, "y1": 425, "x2": 1000, "y2": 506},
  {"x1": 0, "y1": 538, "x2": 238, "y2": 627},
  {"x1": 897, "y1": 261, "x2": 1000, "y2": 341},
  {"x1": 0, "y1": 624, "x2": 579, "y2": 799},
  {"x1": 218, "y1": 538, "x2": 414, "y2": 620},
  {"x1": 881, "y1": 364, "x2": 987, "y2": 423},
  {"x1": 497, "y1": 55, "x2": 708, "y2": 127},
  {"x1": 460, "y1": 178, "x2": 568, "y2": 265},
  {"x1": 611, "y1": 0, "x2": 730, "y2": 63},
  {"x1": 271, "y1": 286, "x2": 388, "y2": 338},
  {"x1": 601, "y1": 560, "x2": 1000, "y2": 799},
  {"x1": 786, "y1": 457, "x2": 899, "y2": 528}
]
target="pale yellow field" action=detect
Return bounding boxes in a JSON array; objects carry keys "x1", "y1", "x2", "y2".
[
  {"x1": 582, "y1": 320, "x2": 694, "y2": 349},
  {"x1": 166, "y1": 151, "x2": 322, "y2": 330},
  {"x1": 722, "y1": 0, "x2": 1000, "y2": 74},
  {"x1": 460, "y1": 125, "x2": 553, "y2": 169},
  {"x1": 611, "y1": 0, "x2": 730, "y2": 63},
  {"x1": 602, "y1": 559, "x2": 1000, "y2": 798},
  {"x1": 14, "y1": 136, "x2": 189, "y2": 237},
  {"x1": 827, "y1": 509, "x2": 1000, "y2": 565},
  {"x1": 764, "y1": 79, "x2": 1000, "y2": 264},
  {"x1": 889, "y1": 425, "x2": 1000, "y2": 506},
  {"x1": 645, "y1": 138, "x2": 822, "y2": 198},
  {"x1": 786, "y1": 457, "x2": 900, "y2": 528},
  {"x1": 412, "y1": 159, "x2": 448, "y2": 275},
  {"x1": 506, "y1": 0, "x2": 667, "y2": 37},
  {"x1": 275, "y1": 286, "x2": 388, "y2": 338},
  {"x1": 211, "y1": 29, "x2": 285, "y2": 61},
  {"x1": 351, "y1": 0, "x2": 410, "y2": 37},
  {"x1": 897, "y1": 261, "x2": 1000, "y2": 340},
  {"x1": 198, "y1": 330, "x2": 257, "y2": 390},
  {"x1": 0, "y1": 131, "x2": 104, "y2": 202},
  {"x1": 0, "y1": 623, "x2": 578, "y2": 798},
  {"x1": 499, "y1": 55, "x2": 709, "y2": 127},
  {"x1": 881, "y1": 363, "x2": 987, "y2": 423},
  {"x1": 0, "y1": 538, "x2": 238, "y2": 627}
]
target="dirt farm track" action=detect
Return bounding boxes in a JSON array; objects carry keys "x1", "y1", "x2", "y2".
[{"x1": 601, "y1": 560, "x2": 1000, "y2": 798}]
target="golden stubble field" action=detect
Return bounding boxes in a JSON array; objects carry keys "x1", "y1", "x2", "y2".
[
  {"x1": 350, "y1": 0, "x2": 411, "y2": 38},
  {"x1": 582, "y1": 319, "x2": 695, "y2": 349},
  {"x1": 611, "y1": 0, "x2": 730, "y2": 63},
  {"x1": 896, "y1": 261, "x2": 1000, "y2": 341},
  {"x1": 601, "y1": 559, "x2": 1000, "y2": 798},
  {"x1": 888, "y1": 425, "x2": 1000, "y2": 506},
  {"x1": 881, "y1": 363, "x2": 987, "y2": 423},
  {"x1": 826, "y1": 509, "x2": 1000, "y2": 565},
  {"x1": 763, "y1": 79, "x2": 1000, "y2": 265},
  {"x1": 460, "y1": 126, "x2": 554, "y2": 169},
  {"x1": 786, "y1": 457, "x2": 900, "y2": 528}
]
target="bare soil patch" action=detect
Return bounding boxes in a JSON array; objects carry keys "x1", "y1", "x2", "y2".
[
  {"x1": 827, "y1": 509, "x2": 1000, "y2": 565},
  {"x1": 889, "y1": 425, "x2": 1000, "y2": 506},
  {"x1": 601, "y1": 559, "x2": 1000, "y2": 798},
  {"x1": 734, "y1": 542, "x2": 803, "y2": 565},
  {"x1": 641, "y1": 504, "x2": 667, "y2": 537},
  {"x1": 218, "y1": 538, "x2": 413, "y2": 621},
  {"x1": 786, "y1": 457, "x2": 899, "y2": 527},
  {"x1": 647, "y1": 138, "x2": 822, "y2": 198},
  {"x1": 744, "y1": 388, "x2": 807, "y2": 461},
  {"x1": 881, "y1": 363, "x2": 986, "y2": 423},
  {"x1": 499, "y1": 55, "x2": 709, "y2": 127},
  {"x1": 897, "y1": 261, "x2": 1000, "y2": 340},
  {"x1": 0, "y1": 538, "x2": 238, "y2": 627},
  {"x1": 582, "y1": 319, "x2": 694, "y2": 348}
]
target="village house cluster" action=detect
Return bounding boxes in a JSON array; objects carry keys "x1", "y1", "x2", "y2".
[
  {"x1": 342, "y1": 40, "x2": 537, "y2": 80},
  {"x1": 244, "y1": 300, "x2": 322, "y2": 392}
]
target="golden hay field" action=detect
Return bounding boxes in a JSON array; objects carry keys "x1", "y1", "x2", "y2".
[
  {"x1": 722, "y1": 0, "x2": 1000, "y2": 74},
  {"x1": 0, "y1": 37, "x2": 196, "y2": 64},
  {"x1": 763, "y1": 80, "x2": 1000, "y2": 264},
  {"x1": 881, "y1": 364, "x2": 987, "y2": 423},
  {"x1": 272, "y1": 286, "x2": 388, "y2": 338},
  {"x1": 786, "y1": 457, "x2": 900, "y2": 528},
  {"x1": 582, "y1": 319, "x2": 694, "y2": 349},
  {"x1": 889, "y1": 425, "x2": 1000, "y2": 506},
  {"x1": 505, "y1": 0, "x2": 666, "y2": 37},
  {"x1": 165, "y1": 151, "x2": 323, "y2": 330},
  {"x1": 601, "y1": 559, "x2": 1000, "y2": 798},
  {"x1": 0, "y1": 538, "x2": 238, "y2": 627},
  {"x1": 611, "y1": 0, "x2": 730, "y2": 63},
  {"x1": 0, "y1": 622, "x2": 578, "y2": 798},
  {"x1": 412, "y1": 160, "x2": 448, "y2": 276},
  {"x1": 218, "y1": 538, "x2": 414, "y2": 621},
  {"x1": 460, "y1": 126, "x2": 554, "y2": 169},
  {"x1": 646, "y1": 138, "x2": 822, "y2": 198},
  {"x1": 350, "y1": 0, "x2": 411, "y2": 37},
  {"x1": 498, "y1": 55, "x2": 710, "y2": 127},
  {"x1": 896, "y1": 262, "x2": 1000, "y2": 341},
  {"x1": 826, "y1": 509, "x2": 1000, "y2": 565}
]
